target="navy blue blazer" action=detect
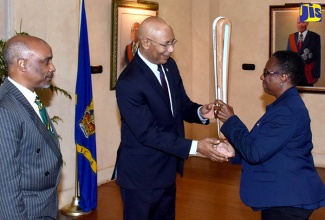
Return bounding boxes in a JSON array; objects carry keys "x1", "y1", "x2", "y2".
[
  {"x1": 221, "y1": 87, "x2": 325, "y2": 208},
  {"x1": 114, "y1": 53, "x2": 204, "y2": 189}
]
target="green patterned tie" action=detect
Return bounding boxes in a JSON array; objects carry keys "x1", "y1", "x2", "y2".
[{"x1": 35, "y1": 96, "x2": 52, "y2": 132}]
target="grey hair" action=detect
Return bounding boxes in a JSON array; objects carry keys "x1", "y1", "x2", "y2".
[{"x1": 3, "y1": 41, "x2": 31, "y2": 67}]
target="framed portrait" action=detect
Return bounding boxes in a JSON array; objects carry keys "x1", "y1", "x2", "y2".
[
  {"x1": 110, "y1": 0, "x2": 159, "y2": 90},
  {"x1": 270, "y1": 4, "x2": 325, "y2": 92}
]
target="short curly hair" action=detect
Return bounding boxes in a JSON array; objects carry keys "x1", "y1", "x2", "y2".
[{"x1": 271, "y1": 50, "x2": 305, "y2": 86}]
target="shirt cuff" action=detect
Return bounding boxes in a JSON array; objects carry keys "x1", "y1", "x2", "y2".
[
  {"x1": 198, "y1": 106, "x2": 208, "y2": 124},
  {"x1": 189, "y1": 140, "x2": 198, "y2": 155}
]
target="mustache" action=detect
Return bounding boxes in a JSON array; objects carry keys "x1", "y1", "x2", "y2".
[{"x1": 47, "y1": 72, "x2": 55, "y2": 78}]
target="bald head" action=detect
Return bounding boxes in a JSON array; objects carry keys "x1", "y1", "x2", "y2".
[
  {"x1": 4, "y1": 35, "x2": 49, "y2": 68},
  {"x1": 138, "y1": 16, "x2": 173, "y2": 41}
]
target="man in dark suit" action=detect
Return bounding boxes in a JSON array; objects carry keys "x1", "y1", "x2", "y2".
[
  {"x1": 113, "y1": 16, "x2": 233, "y2": 220},
  {"x1": 0, "y1": 35, "x2": 62, "y2": 219},
  {"x1": 287, "y1": 17, "x2": 321, "y2": 86}
]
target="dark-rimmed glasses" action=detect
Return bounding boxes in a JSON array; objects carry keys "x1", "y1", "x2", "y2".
[
  {"x1": 263, "y1": 69, "x2": 281, "y2": 77},
  {"x1": 147, "y1": 38, "x2": 177, "y2": 49}
]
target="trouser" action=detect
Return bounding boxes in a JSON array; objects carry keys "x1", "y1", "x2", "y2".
[{"x1": 261, "y1": 206, "x2": 313, "y2": 220}]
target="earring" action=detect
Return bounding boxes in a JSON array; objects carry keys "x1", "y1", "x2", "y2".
[{"x1": 280, "y1": 82, "x2": 283, "y2": 87}]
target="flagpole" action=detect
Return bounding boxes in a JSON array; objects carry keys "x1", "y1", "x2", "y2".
[
  {"x1": 60, "y1": 156, "x2": 89, "y2": 216},
  {"x1": 61, "y1": 0, "x2": 91, "y2": 216}
]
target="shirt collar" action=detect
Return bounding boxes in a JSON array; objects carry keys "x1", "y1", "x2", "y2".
[
  {"x1": 138, "y1": 50, "x2": 159, "y2": 74},
  {"x1": 300, "y1": 30, "x2": 308, "y2": 39},
  {"x1": 7, "y1": 77, "x2": 37, "y2": 106}
]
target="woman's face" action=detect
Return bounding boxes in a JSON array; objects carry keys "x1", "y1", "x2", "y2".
[{"x1": 260, "y1": 57, "x2": 283, "y2": 98}]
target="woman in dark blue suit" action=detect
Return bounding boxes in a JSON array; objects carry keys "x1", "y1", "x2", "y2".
[{"x1": 215, "y1": 50, "x2": 325, "y2": 220}]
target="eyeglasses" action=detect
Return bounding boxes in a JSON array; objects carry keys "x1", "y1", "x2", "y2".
[
  {"x1": 147, "y1": 38, "x2": 177, "y2": 49},
  {"x1": 263, "y1": 69, "x2": 281, "y2": 77}
]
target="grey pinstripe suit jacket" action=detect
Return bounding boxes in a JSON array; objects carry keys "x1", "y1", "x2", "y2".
[{"x1": 0, "y1": 78, "x2": 62, "y2": 220}]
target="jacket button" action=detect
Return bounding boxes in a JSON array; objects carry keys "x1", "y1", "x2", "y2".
[
  {"x1": 36, "y1": 148, "x2": 40, "y2": 153},
  {"x1": 45, "y1": 171, "x2": 50, "y2": 176}
]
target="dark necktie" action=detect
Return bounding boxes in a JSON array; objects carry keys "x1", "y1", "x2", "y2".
[
  {"x1": 157, "y1": 65, "x2": 170, "y2": 107},
  {"x1": 35, "y1": 96, "x2": 52, "y2": 133},
  {"x1": 298, "y1": 33, "x2": 303, "y2": 50}
]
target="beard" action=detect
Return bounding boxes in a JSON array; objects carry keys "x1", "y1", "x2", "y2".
[
  {"x1": 42, "y1": 73, "x2": 53, "y2": 89},
  {"x1": 42, "y1": 83, "x2": 51, "y2": 89}
]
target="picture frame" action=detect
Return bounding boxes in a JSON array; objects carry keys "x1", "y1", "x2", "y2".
[
  {"x1": 110, "y1": 0, "x2": 159, "y2": 90},
  {"x1": 270, "y1": 4, "x2": 325, "y2": 93}
]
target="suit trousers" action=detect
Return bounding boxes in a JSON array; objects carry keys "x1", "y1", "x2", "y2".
[
  {"x1": 261, "y1": 207, "x2": 313, "y2": 220},
  {"x1": 120, "y1": 184, "x2": 176, "y2": 220}
]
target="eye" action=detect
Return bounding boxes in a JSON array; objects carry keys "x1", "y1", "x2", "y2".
[{"x1": 44, "y1": 58, "x2": 52, "y2": 64}]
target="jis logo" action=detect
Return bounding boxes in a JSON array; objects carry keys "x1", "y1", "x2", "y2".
[{"x1": 300, "y1": 3, "x2": 322, "y2": 22}]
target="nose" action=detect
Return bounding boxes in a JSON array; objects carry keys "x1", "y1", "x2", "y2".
[
  {"x1": 260, "y1": 73, "x2": 264, "y2": 80},
  {"x1": 167, "y1": 44, "x2": 175, "y2": 53},
  {"x1": 50, "y1": 61, "x2": 56, "y2": 73}
]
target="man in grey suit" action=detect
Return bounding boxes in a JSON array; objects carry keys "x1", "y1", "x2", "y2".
[{"x1": 0, "y1": 35, "x2": 62, "y2": 219}]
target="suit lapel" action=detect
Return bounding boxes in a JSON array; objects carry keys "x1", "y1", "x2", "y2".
[
  {"x1": 135, "y1": 55, "x2": 173, "y2": 111},
  {"x1": 3, "y1": 79, "x2": 62, "y2": 160}
]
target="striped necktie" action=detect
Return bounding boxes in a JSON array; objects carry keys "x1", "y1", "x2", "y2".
[
  {"x1": 35, "y1": 96, "x2": 52, "y2": 133},
  {"x1": 298, "y1": 33, "x2": 303, "y2": 50},
  {"x1": 132, "y1": 43, "x2": 137, "y2": 55}
]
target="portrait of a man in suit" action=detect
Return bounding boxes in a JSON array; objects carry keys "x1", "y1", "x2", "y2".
[
  {"x1": 287, "y1": 17, "x2": 321, "y2": 86},
  {"x1": 124, "y1": 22, "x2": 140, "y2": 66}
]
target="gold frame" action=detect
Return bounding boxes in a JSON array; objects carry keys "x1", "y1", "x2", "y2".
[
  {"x1": 110, "y1": 0, "x2": 159, "y2": 90},
  {"x1": 269, "y1": 4, "x2": 325, "y2": 93}
]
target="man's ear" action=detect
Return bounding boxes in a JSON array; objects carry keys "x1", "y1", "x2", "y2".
[
  {"x1": 141, "y1": 39, "x2": 150, "y2": 50},
  {"x1": 17, "y1": 58, "x2": 27, "y2": 72}
]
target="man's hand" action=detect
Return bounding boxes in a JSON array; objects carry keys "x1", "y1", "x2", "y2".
[
  {"x1": 214, "y1": 139, "x2": 235, "y2": 158},
  {"x1": 197, "y1": 138, "x2": 229, "y2": 162},
  {"x1": 200, "y1": 103, "x2": 216, "y2": 120}
]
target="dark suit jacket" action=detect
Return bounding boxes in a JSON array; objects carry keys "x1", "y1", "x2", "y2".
[
  {"x1": 221, "y1": 87, "x2": 325, "y2": 208},
  {"x1": 0, "y1": 79, "x2": 62, "y2": 219},
  {"x1": 287, "y1": 31, "x2": 321, "y2": 85},
  {"x1": 114, "y1": 53, "x2": 205, "y2": 189}
]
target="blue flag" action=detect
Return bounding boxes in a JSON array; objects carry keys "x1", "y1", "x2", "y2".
[{"x1": 75, "y1": 0, "x2": 97, "y2": 212}]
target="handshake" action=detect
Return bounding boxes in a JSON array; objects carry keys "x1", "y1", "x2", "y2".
[
  {"x1": 197, "y1": 138, "x2": 235, "y2": 162},
  {"x1": 197, "y1": 100, "x2": 235, "y2": 162}
]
